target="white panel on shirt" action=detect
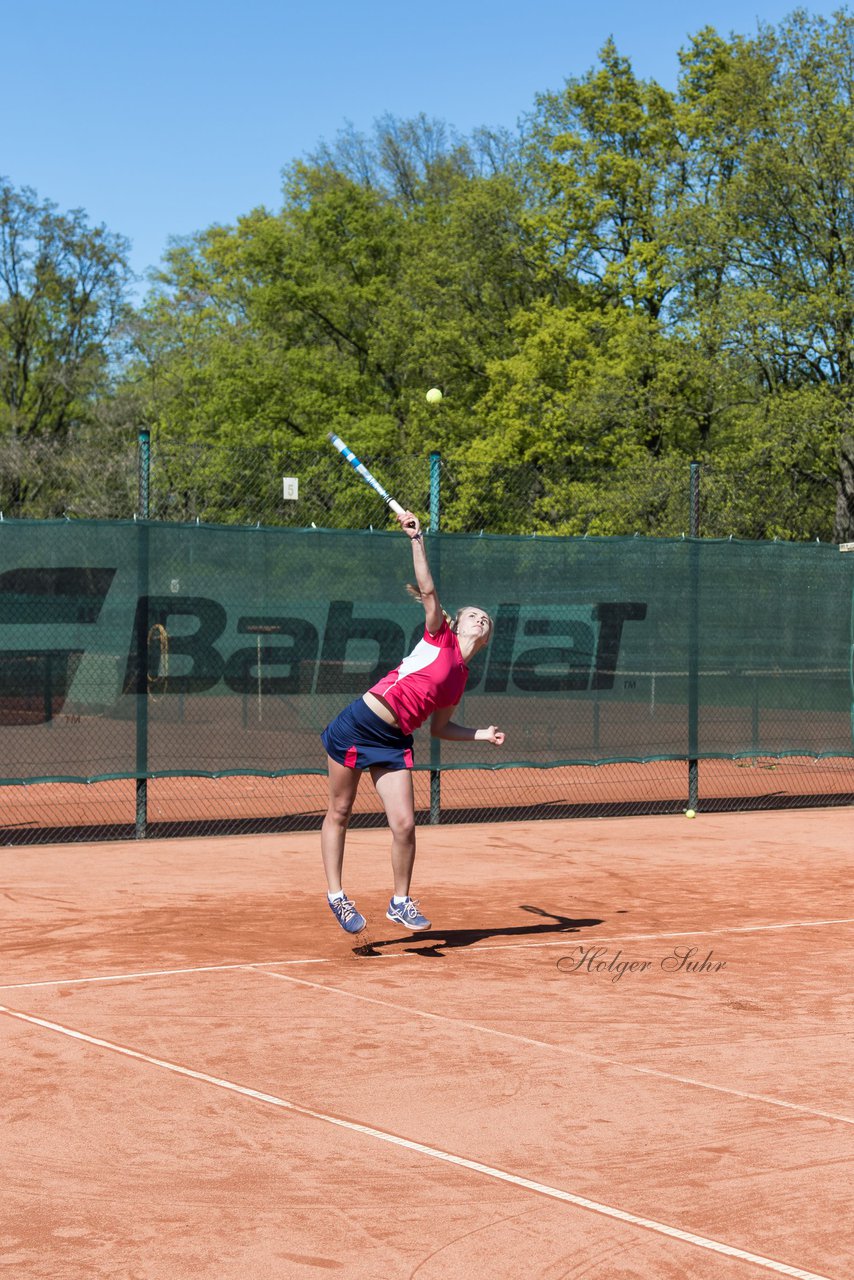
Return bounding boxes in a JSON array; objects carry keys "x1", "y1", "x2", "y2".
[{"x1": 387, "y1": 636, "x2": 442, "y2": 687}]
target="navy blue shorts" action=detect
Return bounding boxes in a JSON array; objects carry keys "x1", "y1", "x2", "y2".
[{"x1": 321, "y1": 697, "x2": 414, "y2": 771}]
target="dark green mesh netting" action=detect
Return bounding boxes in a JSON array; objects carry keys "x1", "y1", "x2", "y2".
[{"x1": 1, "y1": 519, "x2": 852, "y2": 784}]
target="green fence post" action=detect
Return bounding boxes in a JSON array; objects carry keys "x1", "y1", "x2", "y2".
[
  {"x1": 136, "y1": 428, "x2": 150, "y2": 839},
  {"x1": 688, "y1": 461, "x2": 700, "y2": 812},
  {"x1": 429, "y1": 452, "x2": 441, "y2": 825},
  {"x1": 138, "y1": 426, "x2": 150, "y2": 519}
]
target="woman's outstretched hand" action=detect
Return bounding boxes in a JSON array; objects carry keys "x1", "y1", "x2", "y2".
[
  {"x1": 397, "y1": 510, "x2": 422, "y2": 539},
  {"x1": 475, "y1": 726, "x2": 506, "y2": 746}
]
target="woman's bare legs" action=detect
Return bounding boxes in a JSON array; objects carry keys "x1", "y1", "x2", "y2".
[
  {"x1": 321, "y1": 757, "x2": 361, "y2": 893},
  {"x1": 371, "y1": 765, "x2": 416, "y2": 897}
]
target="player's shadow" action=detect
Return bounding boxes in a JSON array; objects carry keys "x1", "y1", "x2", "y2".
[{"x1": 355, "y1": 904, "x2": 603, "y2": 958}]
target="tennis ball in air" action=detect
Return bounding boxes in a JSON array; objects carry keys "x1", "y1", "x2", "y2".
[
  {"x1": 426, "y1": 387, "x2": 443, "y2": 404},
  {"x1": 685, "y1": 808, "x2": 697, "y2": 819}
]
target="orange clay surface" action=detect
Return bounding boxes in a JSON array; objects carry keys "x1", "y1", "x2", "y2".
[
  {"x1": 3, "y1": 756, "x2": 854, "y2": 836},
  {"x1": 1, "y1": 809, "x2": 852, "y2": 1279}
]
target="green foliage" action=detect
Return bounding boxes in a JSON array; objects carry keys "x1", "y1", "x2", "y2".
[
  {"x1": 677, "y1": 12, "x2": 854, "y2": 394},
  {"x1": 0, "y1": 178, "x2": 132, "y2": 439},
  {"x1": 8, "y1": 15, "x2": 854, "y2": 541},
  {"x1": 526, "y1": 39, "x2": 685, "y2": 318},
  {"x1": 701, "y1": 385, "x2": 844, "y2": 540},
  {"x1": 0, "y1": 177, "x2": 133, "y2": 514},
  {"x1": 441, "y1": 300, "x2": 737, "y2": 533},
  {"x1": 132, "y1": 137, "x2": 551, "y2": 470}
]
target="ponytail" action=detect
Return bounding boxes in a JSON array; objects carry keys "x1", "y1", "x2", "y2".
[{"x1": 405, "y1": 582, "x2": 453, "y2": 628}]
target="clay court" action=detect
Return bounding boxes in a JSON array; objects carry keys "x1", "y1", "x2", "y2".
[{"x1": 2, "y1": 806, "x2": 851, "y2": 1279}]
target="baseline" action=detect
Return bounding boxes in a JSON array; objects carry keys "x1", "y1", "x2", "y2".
[
  {"x1": 1, "y1": 916, "x2": 850, "y2": 993},
  {"x1": 0, "y1": 957, "x2": 330, "y2": 993}
]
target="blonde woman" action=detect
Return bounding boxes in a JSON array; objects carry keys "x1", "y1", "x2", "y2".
[{"x1": 321, "y1": 510, "x2": 505, "y2": 934}]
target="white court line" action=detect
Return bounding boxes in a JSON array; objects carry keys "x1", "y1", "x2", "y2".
[
  {"x1": 0, "y1": 957, "x2": 329, "y2": 993},
  {"x1": 1, "y1": 916, "x2": 851, "y2": 993},
  {"x1": 256, "y1": 968, "x2": 854, "y2": 1127},
  {"x1": 0, "y1": 1003, "x2": 839, "y2": 1280}
]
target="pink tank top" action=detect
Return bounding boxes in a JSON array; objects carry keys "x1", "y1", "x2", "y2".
[{"x1": 368, "y1": 621, "x2": 469, "y2": 734}]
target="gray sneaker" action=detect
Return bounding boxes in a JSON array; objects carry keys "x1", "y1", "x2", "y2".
[
  {"x1": 386, "y1": 897, "x2": 431, "y2": 931},
  {"x1": 328, "y1": 894, "x2": 366, "y2": 934}
]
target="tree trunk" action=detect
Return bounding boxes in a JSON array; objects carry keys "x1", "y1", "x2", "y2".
[{"x1": 834, "y1": 431, "x2": 854, "y2": 543}]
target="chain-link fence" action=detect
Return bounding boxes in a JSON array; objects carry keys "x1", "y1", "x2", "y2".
[
  {"x1": 0, "y1": 431, "x2": 138, "y2": 522},
  {"x1": 1, "y1": 516, "x2": 852, "y2": 846},
  {"x1": 0, "y1": 431, "x2": 843, "y2": 540},
  {"x1": 5, "y1": 759, "x2": 854, "y2": 847}
]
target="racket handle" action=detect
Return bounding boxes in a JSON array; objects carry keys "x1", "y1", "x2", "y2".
[{"x1": 388, "y1": 498, "x2": 406, "y2": 517}]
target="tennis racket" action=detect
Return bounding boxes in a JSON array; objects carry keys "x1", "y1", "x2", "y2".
[{"x1": 327, "y1": 432, "x2": 406, "y2": 516}]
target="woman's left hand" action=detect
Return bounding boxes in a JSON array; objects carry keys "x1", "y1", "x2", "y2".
[{"x1": 476, "y1": 725, "x2": 505, "y2": 746}]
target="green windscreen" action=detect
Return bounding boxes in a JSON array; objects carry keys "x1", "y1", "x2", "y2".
[{"x1": 0, "y1": 519, "x2": 851, "y2": 784}]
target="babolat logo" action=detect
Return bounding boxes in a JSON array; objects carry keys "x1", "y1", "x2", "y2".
[
  {"x1": 0, "y1": 570, "x2": 647, "y2": 721},
  {"x1": 120, "y1": 598, "x2": 647, "y2": 697},
  {"x1": 0, "y1": 567, "x2": 116, "y2": 725},
  {"x1": 473, "y1": 601, "x2": 647, "y2": 694}
]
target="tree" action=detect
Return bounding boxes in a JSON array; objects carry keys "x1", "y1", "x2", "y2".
[
  {"x1": 444, "y1": 299, "x2": 737, "y2": 534},
  {"x1": 307, "y1": 112, "x2": 523, "y2": 199},
  {"x1": 0, "y1": 178, "x2": 132, "y2": 440},
  {"x1": 525, "y1": 39, "x2": 685, "y2": 319},
  {"x1": 0, "y1": 178, "x2": 134, "y2": 514},
  {"x1": 701, "y1": 385, "x2": 842, "y2": 540},
  {"x1": 518, "y1": 22, "x2": 854, "y2": 538},
  {"x1": 676, "y1": 13, "x2": 854, "y2": 537},
  {"x1": 128, "y1": 118, "x2": 552, "y2": 524}
]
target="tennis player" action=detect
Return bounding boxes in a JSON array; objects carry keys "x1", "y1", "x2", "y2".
[{"x1": 321, "y1": 510, "x2": 505, "y2": 934}]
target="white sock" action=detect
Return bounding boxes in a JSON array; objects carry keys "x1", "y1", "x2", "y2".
[
  {"x1": 392, "y1": 895, "x2": 409, "y2": 905},
  {"x1": 328, "y1": 890, "x2": 345, "y2": 902}
]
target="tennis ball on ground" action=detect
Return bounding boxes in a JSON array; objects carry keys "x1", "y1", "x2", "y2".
[
  {"x1": 426, "y1": 387, "x2": 443, "y2": 404},
  {"x1": 685, "y1": 808, "x2": 697, "y2": 818}
]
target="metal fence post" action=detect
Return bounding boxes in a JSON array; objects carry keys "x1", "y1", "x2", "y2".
[
  {"x1": 688, "y1": 461, "x2": 700, "y2": 812},
  {"x1": 429, "y1": 452, "x2": 441, "y2": 824},
  {"x1": 135, "y1": 428, "x2": 151, "y2": 838},
  {"x1": 138, "y1": 426, "x2": 151, "y2": 520}
]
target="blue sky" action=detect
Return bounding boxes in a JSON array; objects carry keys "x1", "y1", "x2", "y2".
[{"x1": 4, "y1": 1, "x2": 822, "y2": 296}]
